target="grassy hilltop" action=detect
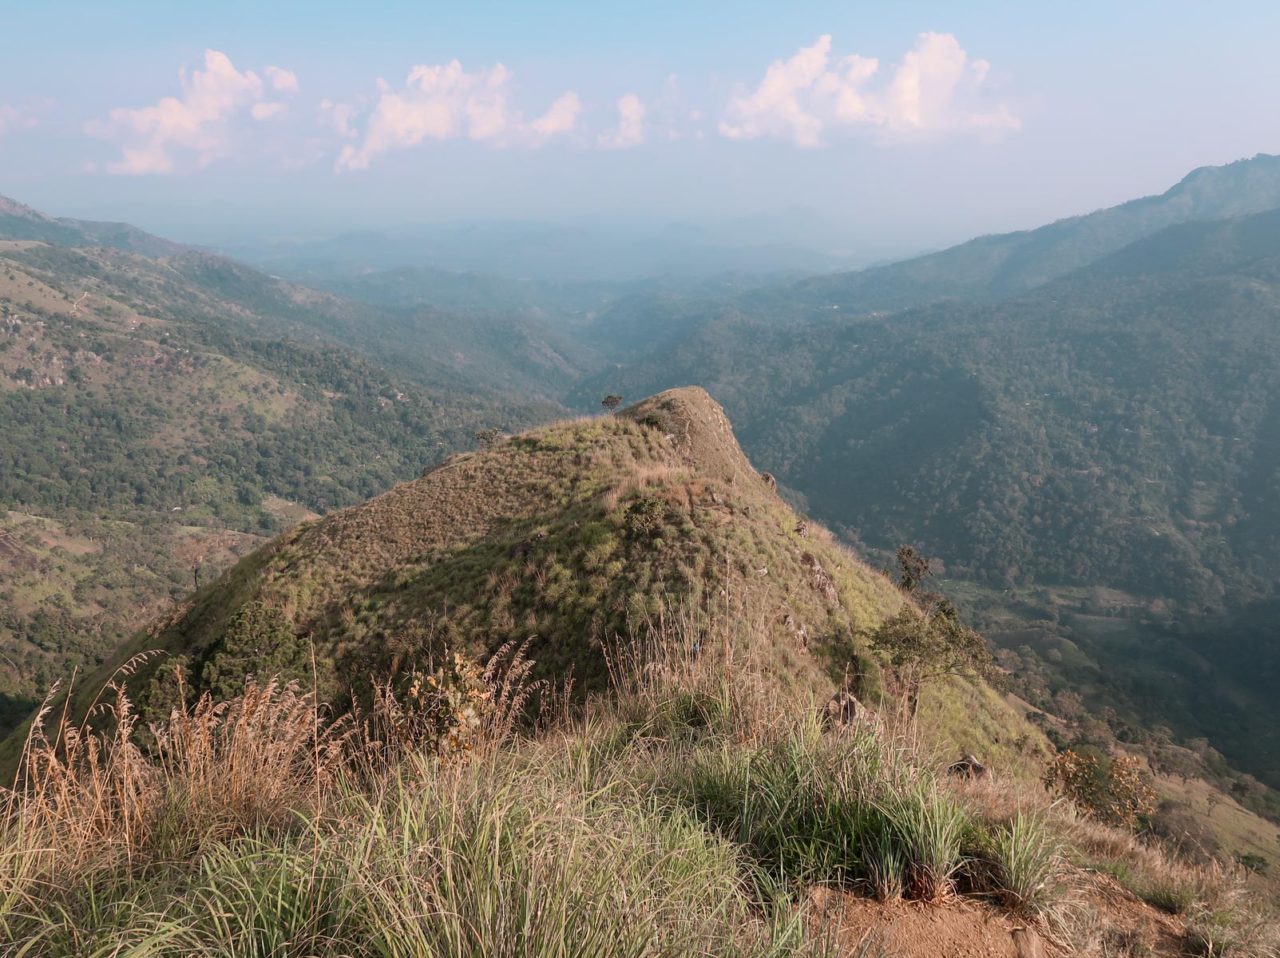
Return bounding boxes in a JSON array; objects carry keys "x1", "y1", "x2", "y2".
[{"x1": 68, "y1": 387, "x2": 908, "y2": 723}]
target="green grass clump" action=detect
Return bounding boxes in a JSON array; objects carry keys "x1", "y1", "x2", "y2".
[
  {"x1": 881, "y1": 783, "x2": 970, "y2": 902},
  {"x1": 661, "y1": 720, "x2": 980, "y2": 904},
  {"x1": 861, "y1": 821, "x2": 905, "y2": 902},
  {"x1": 974, "y1": 811, "x2": 1063, "y2": 915}
]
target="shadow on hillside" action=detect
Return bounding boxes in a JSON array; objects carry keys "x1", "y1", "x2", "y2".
[
  {"x1": 0, "y1": 692, "x2": 39, "y2": 742},
  {"x1": 327, "y1": 509, "x2": 623, "y2": 698}
]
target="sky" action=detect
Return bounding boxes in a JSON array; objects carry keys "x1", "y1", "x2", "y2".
[{"x1": 2, "y1": 0, "x2": 1279, "y2": 255}]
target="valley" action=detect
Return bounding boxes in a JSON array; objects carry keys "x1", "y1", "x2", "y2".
[
  {"x1": 4, "y1": 153, "x2": 1280, "y2": 945},
  {"x1": 9, "y1": 11, "x2": 1280, "y2": 953}
]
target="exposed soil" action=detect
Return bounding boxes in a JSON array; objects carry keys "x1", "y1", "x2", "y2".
[
  {"x1": 808, "y1": 872, "x2": 1192, "y2": 958},
  {"x1": 809, "y1": 888, "x2": 1025, "y2": 958}
]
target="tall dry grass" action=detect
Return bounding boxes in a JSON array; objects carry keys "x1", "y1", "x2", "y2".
[
  {"x1": 1, "y1": 616, "x2": 1276, "y2": 956},
  {"x1": 7, "y1": 671, "x2": 346, "y2": 884}
]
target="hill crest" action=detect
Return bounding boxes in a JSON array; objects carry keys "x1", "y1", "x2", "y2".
[{"x1": 0, "y1": 386, "x2": 956, "y2": 752}]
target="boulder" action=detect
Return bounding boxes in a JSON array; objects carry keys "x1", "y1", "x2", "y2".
[{"x1": 948, "y1": 753, "x2": 989, "y2": 779}]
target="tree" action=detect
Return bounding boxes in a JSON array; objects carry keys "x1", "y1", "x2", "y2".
[
  {"x1": 869, "y1": 546, "x2": 993, "y2": 718},
  {"x1": 200, "y1": 600, "x2": 307, "y2": 699},
  {"x1": 868, "y1": 606, "x2": 992, "y2": 718},
  {"x1": 895, "y1": 545, "x2": 932, "y2": 593},
  {"x1": 601, "y1": 394, "x2": 623, "y2": 414},
  {"x1": 1043, "y1": 748, "x2": 1157, "y2": 829},
  {"x1": 473, "y1": 427, "x2": 502, "y2": 449}
]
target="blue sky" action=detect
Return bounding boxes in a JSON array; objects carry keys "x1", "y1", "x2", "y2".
[{"x1": 2, "y1": 1, "x2": 1278, "y2": 253}]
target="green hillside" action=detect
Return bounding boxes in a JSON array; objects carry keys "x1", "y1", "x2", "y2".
[
  {"x1": 576, "y1": 203, "x2": 1280, "y2": 800},
  {"x1": 0, "y1": 226, "x2": 556, "y2": 739},
  {"x1": 74, "y1": 388, "x2": 913, "y2": 723}
]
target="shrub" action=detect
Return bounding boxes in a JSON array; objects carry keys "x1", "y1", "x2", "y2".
[
  {"x1": 664, "y1": 724, "x2": 983, "y2": 905},
  {"x1": 1044, "y1": 749, "x2": 1157, "y2": 829},
  {"x1": 665, "y1": 731, "x2": 877, "y2": 890},
  {"x1": 622, "y1": 494, "x2": 665, "y2": 541},
  {"x1": 200, "y1": 600, "x2": 307, "y2": 700}
]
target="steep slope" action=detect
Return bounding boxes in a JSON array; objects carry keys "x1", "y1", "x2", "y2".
[
  {"x1": 774, "y1": 152, "x2": 1280, "y2": 313},
  {"x1": 0, "y1": 226, "x2": 556, "y2": 738},
  {"x1": 84, "y1": 389, "x2": 908, "y2": 715},
  {"x1": 581, "y1": 207, "x2": 1280, "y2": 801}
]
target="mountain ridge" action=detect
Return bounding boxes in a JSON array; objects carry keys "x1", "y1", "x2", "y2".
[
  {"x1": 762, "y1": 152, "x2": 1280, "y2": 314},
  {"x1": 76, "y1": 387, "x2": 907, "y2": 715},
  {"x1": 0, "y1": 193, "x2": 194, "y2": 259}
]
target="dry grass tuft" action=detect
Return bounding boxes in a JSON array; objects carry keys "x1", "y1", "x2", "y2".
[{"x1": 8, "y1": 666, "x2": 345, "y2": 882}]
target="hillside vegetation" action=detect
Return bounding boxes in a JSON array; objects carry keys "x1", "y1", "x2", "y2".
[
  {"x1": 575, "y1": 169, "x2": 1280, "y2": 800},
  {"x1": 0, "y1": 221, "x2": 555, "y2": 740},
  {"x1": 5, "y1": 390, "x2": 1274, "y2": 956},
  {"x1": 66, "y1": 388, "x2": 906, "y2": 722}
]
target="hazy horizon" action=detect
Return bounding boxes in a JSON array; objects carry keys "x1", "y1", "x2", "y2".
[{"x1": 3, "y1": 1, "x2": 1280, "y2": 257}]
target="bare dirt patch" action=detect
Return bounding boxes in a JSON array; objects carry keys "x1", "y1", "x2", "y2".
[{"x1": 809, "y1": 889, "x2": 1025, "y2": 958}]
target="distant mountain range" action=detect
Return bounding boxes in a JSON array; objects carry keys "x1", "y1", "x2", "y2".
[
  {"x1": 571, "y1": 153, "x2": 1280, "y2": 796},
  {"x1": 4, "y1": 151, "x2": 1280, "y2": 808},
  {"x1": 0, "y1": 194, "x2": 194, "y2": 259},
  {"x1": 769, "y1": 152, "x2": 1280, "y2": 313}
]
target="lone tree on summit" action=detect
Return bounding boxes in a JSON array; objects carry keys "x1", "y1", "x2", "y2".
[{"x1": 601, "y1": 394, "x2": 623, "y2": 414}]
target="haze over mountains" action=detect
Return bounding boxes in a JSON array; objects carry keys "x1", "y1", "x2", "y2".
[
  {"x1": 11, "y1": 6, "x2": 1280, "y2": 948},
  {"x1": 4, "y1": 151, "x2": 1280, "y2": 825}
]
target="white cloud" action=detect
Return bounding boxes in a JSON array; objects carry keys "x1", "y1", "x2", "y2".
[
  {"x1": 336, "y1": 59, "x2": 578, "y2": 171},
  {"x1": 251, "y1": 101, "x2": 287, "y2": 121},
  {"x1": 720, "y1": 35, "x2": 832, "y2": 148},
  {"x1": 720, "y1": 32, "x2": 1018, "y2": 147},
  {"x1": 87, "y1": 50, "x2": 298, "y2": 174},
  {"x1": 529, "y1": 92, "x2": 581, "y2": 137},
  {"x1": 597, "y1": 94, "x2": 646, "y2": 149},
  {"x1": 265, "y1": 65, "x2": 299, "y2": 94},
  {"x1": 319, "y1": 98, "x2": 360, "y2": 139},
  {"x1": 0, "y1": 104, "x2": 37, "y2": 136}
]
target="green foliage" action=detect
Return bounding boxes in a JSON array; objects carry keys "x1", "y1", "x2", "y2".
[
  {"x1": 894, "y1": 545, "x2": 931, "y2": 594},
  {"x1": 663, "y1": 724, "x2": 986, "y2": 904},
  {"x1": 868, "y1": 608, "x2": 990, "y2": 684},
  {"x1": 975, "y1": 812, "x2": 1062, "y2": 915},
  {"x1": 200, "y1": 601, "x2": 306, "y2": 699},
  {"x1": 880, "y1": 783, "x2": 969, "y2": 902},
  {"x1": 474, "y1": 427, "x2": 504, "y2": 448},
  {"x1": 622, "y1": 494, "x2": 665, "y2": 541}
]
